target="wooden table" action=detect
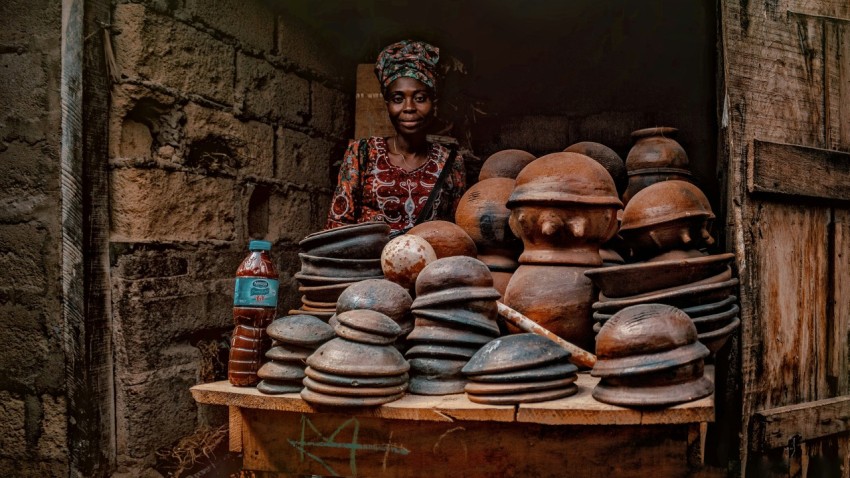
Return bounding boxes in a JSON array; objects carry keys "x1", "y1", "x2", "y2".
[{"x1": 191, "y1": 368, "x2": 714, "y2": 477}]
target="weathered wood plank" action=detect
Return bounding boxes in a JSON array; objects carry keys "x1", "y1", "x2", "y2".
[
  {"x1": 751, "y1": 395, "x2": 850, "y2": 450},
  {"x1": 832, "y1": 209, "x2": 850, "y2": 396},
  {"x1": 228, "y1": 406, "x2": 242, "y2": 453},
  {"x1": 241, "y1": 410, "x2": 696, "y2": 478},
  {"x1": 354, "y1": 64, "x2": 394, "y2": 139},
  {"x1": 751, "y1": 140, "x2": 850, "y2": 201}
]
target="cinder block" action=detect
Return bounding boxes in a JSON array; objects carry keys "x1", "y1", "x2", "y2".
[
  {"x1": 113, "y1": 249, "x2": 189, "y2": 280},
  {"x1": 0, "y1": 391, "x2": 27, "y2": 459},
  {"x1": 0, "y1": 223, "x2": 50, "y2": 295},
  {"x1": 0, "y1": 51, "x2": 50, "y2": 145},
  {"x1": 184, "y1": 102, "x2": 274, "y2": 177},
  {"x1": 37, "y1": 395, "x2": 68, "y2": 461},
  {"x1": 267, "y1": 189, "x2": 319, "y2": 243},
  {"x1": 110, "y1": 168, "x2": 236, "y2": 242},
  {"x1": 183, "y1": 0, "x2": 274, "y2": 52},
  {"x1": 116, "y1": 358, "x2": 198, "y2": 459},
  {"x1": 0, "y1": 0, "x2": 61, "y2": 47},
  {"x1": 108, "y1": 84, "x2": 179, "y2": 161},
  {"x1": 277, "y1": 14, "x2": 347, "y2": 78},
  {"x1": 0, "y1": 303, "x2": 54, "y2": 390},
  {"x1": 0, "y1": 142, "x2": 57, "y2": 223},
  {"x1": 310, "y1": 82, "x2": 351, "y2": 139},
  {"x1": 275, "y1": 128, "x2": 335, "y2": 187},
  {"x1": 113, "y1": 4, "x2": 235, "y2": 104},
  {"x1": 236, "y1": 53, "x2": 309, "y2": 124}
]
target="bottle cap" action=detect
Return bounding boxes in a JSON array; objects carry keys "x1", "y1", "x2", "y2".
[{"x1": 248, "y1": 240, "x2": 272, "y2": 251}]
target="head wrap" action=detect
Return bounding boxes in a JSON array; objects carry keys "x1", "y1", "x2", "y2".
[{"x1": 374, "y1": 40, "x2": 440, "y2": 95}]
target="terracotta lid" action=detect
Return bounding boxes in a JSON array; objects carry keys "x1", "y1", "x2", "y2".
[
  {"x1": 462, "y1": 333, "x2": 571, "y2": 376},
  {"x1": 592, "y1": 361, "x2": 713, "y2": 407},
  {"x1": 408, "y1": 358, "x2": 467, "y2": 377},
  {"x1": 265, "y1": 344, "x2": 314, "y2": 362},
  {"x1": 406, "y1": 325, "x2": 494, "y2": 346},
  {"x1": 591, "y1": 278, "x2": 739, "y2": 312},
  {"x1": 288, "y1": 309, "x2": 335, "y2": 321},
  {"x1": 299, "y1": 221, "x2": 390, "y2": 258},
  {"x1": 405, "y1": 344, "x2": 480, "y2": 360},
  {"x1": 698, "y1": 316, "x2": 740, "y2": 354},
  {"x1": 381, "y1": 234, "x2": 437, "y2": 289},
  {"x1": 408, "y1": 376, "x2": 468, "y2": 395},
  {"x1": 593, "y1": 295, "x2": 738, "y2": 322},
  {"x1": 692, "y1": 304, "x2": 739, "y2": 331},
  {"x1": 507, "y1": 153, "x2": 622, "y2": 208},
  {"x1": 564, "y1": 141, "x2": 627, "y2": 194},
  {"x1": 300, "y1": 387, "x2": 404, "y2": 406},
  {"x1": 256, "y1": 380, "x2": 302, "y2": 395},
  {"x1": 335, "y1": 279, "x2": 412, "y2": 323},
  {"x1": 335, "y1": 309, "x2": 401, "y2": 338},
  {"x1": 301, "y1": 296, "x2": 337, "y2": 309},
  {"x1": 411, "y1": 287, "x2": 502, "y2": 309},
  {"x1": 302, "y1": 376, "x2": 408, "y2": 397},
  {"x1": 304, "y1": 366, "x2": 408, "y2": 388},
  {"x1": 266, "y1": 314, "x2": 335, "y2": 345},
  {"x1": 465, "y1": 375, "x2": 577, "y2": 395},
  {"x1": 597, "y1": 267, "x2": 731, "y2": 302},
  {"x1": 333, "y1": 322, "x2": 397, "y2": 345},
  {"x1": 414, "y1": 255, "x2": 494, "y2": 295},
  {"x1": 479, "y1": 149, "x2": 537, "y2": 181},
  {"x1": 585, "y1": 252, "x2": 734, "y2": 298},
  {"x1": 407, "y1": 221, "x2": 478, "y2": 259},
  {"x1": 412, "y1": 309, "x2": 501, "y2": 336},
  {"x1": 294, "y1": 272, "x2": 384, "y2": 286},
  {"x1": 467, "y1": 384, "x2": 578, "y2": 405},
  {"x1": 257, "y1": 361, "x2": 306, "y2": 381},
  {"x1": 307, "y1": 338, "x2": 410, "y2": 376},
  {"x1": 299, "y1": 282, "x2": 358, "y2": 303},
  {"x1": 619, "y1": 180, "x2": 712, "y2": 232},
  {"x1": 298, "y1": 253, "x2": 383, "y2": 278},
  {"x1": 470, "y1": 362, "x2": 579, "y2": 383}
]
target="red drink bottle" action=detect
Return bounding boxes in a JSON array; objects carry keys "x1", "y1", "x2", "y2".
[{"x1": 228, "y1": 240, "x2": 278, "y2": 386}]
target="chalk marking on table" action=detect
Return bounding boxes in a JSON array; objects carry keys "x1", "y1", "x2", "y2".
[
  {"x1": 289, "y1": 415, "x2": 410, "y2": 477},
  {"x1": 433, "y1": 425, "x2": 467, "y2": 461}
]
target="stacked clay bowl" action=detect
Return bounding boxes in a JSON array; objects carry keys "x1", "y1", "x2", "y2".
[
  {"x1": 619, "y1": 180, "x2": 715, "y2": 261},
  {"x1": 587, "y1": 253, "x2": 740, "y2": 356},
  {"x1": 454, "y1": 177, "x2": 521, "y2": 296},
  {"x1": 294, "y1": 222, "x2": 389, "y2": 320},
  {"x1": 623, "y1": 127, "x2": 695, "y2": 205},
  {"x1": 462, "y1": 333, "x2": 579, "y2": 405},
  {"x1": 591, "y1": 304, "x2": 714, "y2": 407},
  {"x1": 332, "y1": 279, "x2": 414, "y2": 349},
  {"x1": 257, "y1": 314, "x2": 335, "y2": 395},
  {"x1": 407, "y1": 256, "x2": 502, "y2": 395},
  {"x1": 302, "y1": 309, "x2": 409, "y2": 406},
  {"x1": 479, "y1": 149, "x2": 536, "y2": 181}
]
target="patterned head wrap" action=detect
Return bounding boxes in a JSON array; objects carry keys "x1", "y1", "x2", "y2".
[{"x1": 374, "y1": 40, "x2": 440, "y2": 95}]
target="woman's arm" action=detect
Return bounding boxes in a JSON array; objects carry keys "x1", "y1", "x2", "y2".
[{"x1": 326, "y1": 140, "x2": 365, "y2": 229}]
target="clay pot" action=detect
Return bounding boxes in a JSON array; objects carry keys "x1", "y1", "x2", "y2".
[
  {"x1": 266, "y1": 314, "x2": 335, "y2": 346},
  {"x1": 507, "y1": 153, "x2": 623, "y2": 208},
  {"x1": 335, "y1": 279, "x2": 413, "y2": 331},
  {"x1": 479, "y1": 149, "x2": 536, "y2": 181},
  {"x1": 411, "y1": 256, "x2": 501, "y2": 308},
  {"x1": 490, "y1": 270, "x2": 513, "y2": 297},
  {"x1": 564, "y1": 141, "x2": 627, "y2": 195},
  {"x1": 503, "y1": 265, "x2": 597, "y2": 351},
  {"x1": 300, "y1": 221, "x2": 390, "y2": 258},
  {"x1": 623, "y1": 127, "x2": 692, "y2": 204},
  {"x1": 381, "y1": 234, "x2": 437, "y2": 290},
  {"x1": 298, "y1": 254, "x2": 383, "y2": 278},
  {"x1": 454, "y1": 178, "x2": 521, "y2": 270},
  {"x1": 307, "y1": 338, "x2": 409, "y2": 377},
  {"x1": 407, "y1": 221, "x2": 477, "y2": 258},
  {"x1": 462, "y1": 333, "x2": 571, "y2": 376},
  {"x1": 592, "y1": 304, "x2": 708, "y2": 378}
]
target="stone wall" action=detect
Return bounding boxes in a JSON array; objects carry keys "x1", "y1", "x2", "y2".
[
  {"x1": 0, "y1": 0, "x2": 69, "y2": 476},
  {"x1": 108, "y1": 0, "x2": 352, "y2": 473}
]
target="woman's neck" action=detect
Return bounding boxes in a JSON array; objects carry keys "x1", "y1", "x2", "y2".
[{"x1": 388, "y1": 134, "x2": 429, "y2": 171}]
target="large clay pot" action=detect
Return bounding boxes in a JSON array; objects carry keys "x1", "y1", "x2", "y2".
[
  {"x1": 479, "y1": 149, "x2": 536, "y2": 181},
  {"x1": 564, "y1": 141, "x2": 627, "y2": 195},
  {"x1": 407, "y1": 220, "x2": 477, "y2": 258},
  {"x1": 503, "y1": 264, "x2": 597, "y2": 352},
  {"x1": 455, "y1": 178, "x2": 521, "y2": 271},
  {"x1": 623, "y1": 127, "x2": 693, "y2": 204}
]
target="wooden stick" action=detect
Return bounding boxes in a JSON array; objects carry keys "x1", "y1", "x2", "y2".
[{"x1": 496, "y1": 302, "x2": 597, "y2": 368}]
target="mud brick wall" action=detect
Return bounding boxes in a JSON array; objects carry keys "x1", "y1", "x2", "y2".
[
  {"x1": 108, "y1": 0, "x2": 353, "y2": 471},
  {"x1": 0, "y1": 0, "x2": 69, "y2": 476}
]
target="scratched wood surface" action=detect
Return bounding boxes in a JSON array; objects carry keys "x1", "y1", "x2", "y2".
[
  {"x1": 240, "y1": 410, "x2": 700, "y2": 478},
  {"x1": 720, "y1": 0, "x2": 850, "y2": 476}
]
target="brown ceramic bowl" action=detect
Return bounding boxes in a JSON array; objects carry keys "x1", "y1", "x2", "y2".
[
  {"x1": 407, "y1": 221, "x2": 477, "y2": 258},
  {"x1": 307, "y1": 338, "x2": 410, "y2": 377},
  {"x1": 414, "y1": 255, "x2": 494, "y2": 297},
  {"x1": 462, "y1": 333, "x2": 571, "y2": 376},
  {"x1": 592, "y1": 362, "x2": 713, "y2": 408},
  {"x1": 585, "y1": 253, "x2": 734, "y2": 298},
  {"x1": 406, "y1": 325, "x2": 494, "y2": 346},
  {"x1": 593, "y1": 295, "x2": 738, "y2": 323},
  {"x1": 304, "y1": 366, "x2": 408, "y2": 388},
  {"x1": 698, "y1": 316, "x2": 740, "y2": 354},
  {"x1": 469, "y1": 362, "x2": 578, "y2": 383},
  {"x1": 592, "y1": 278, "x2": 739, "y2": 313},
  {"x1": 299, "y1": 282, "x2": 357, "y2": 303},
  {"x1": 288, "y1": 309, "x2": 334, "y2": 321},
  {"x1": 620, "y1": 180, "x2": 712, "y2": 232},
  {"x1": 598, "y1": 267, "x2": 731, "y2": 302},
  {"x1": 625, "y1": 127, "x2": 689, "y2": 172},
  {"x1": 335, "y1": 309, "x2": 401, "y2": 339},
  {"x1": 266, "y1": 314, "x2": 335, "y2": 345},
  {"x1": 692, "y1": 304, "x2": 739, "y2": 331},
  {"x1": 466, "y1": 375, "x2": 577, "y2": 395},
  {"x1": 408, "y1": 376, "x2": 468, "y2": 395},
  {"x1": 300, "y1": 296, "x2": 337, "y2": 309},
  {"x1": 300, "y1": 388, "x2": 404, "y2": 407},
  {"x1": 479, "y1": 149, "x2": 536, "y2": 181},
  {"x1": 298, "y1": 253, "x2": 383, "y2": 278},
  {"x1": 335, "y1": 278, "x2": 412, "y2": 325},
  {"x1": 295, "y1": 272, "x2": 383, "y2": 287},
  {"x1": 299, "y1": 222, "x2": 390, "y2": 258},
  {"x1": 467, "y1": 384, "x2": 579, "y2": 405},
  {"x1": 412, "y1": 309, "x2": 501, "y2": 336}
]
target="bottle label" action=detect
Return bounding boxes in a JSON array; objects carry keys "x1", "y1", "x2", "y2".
[{"x1": 233, "y1": 277, "x2": 279, "y2": 307}]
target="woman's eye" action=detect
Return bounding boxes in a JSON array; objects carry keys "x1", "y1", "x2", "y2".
[
  {"x1": 415, "y1": 95, "x2": 428, "y2": 103},
  {"x1": 392, "y1": 96, "x2": 404, "y2": 104}
]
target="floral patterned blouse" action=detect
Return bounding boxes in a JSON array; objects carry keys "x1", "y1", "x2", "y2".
[{"x1": 326, "y1": 137, "x2": 466, "y2": 233}]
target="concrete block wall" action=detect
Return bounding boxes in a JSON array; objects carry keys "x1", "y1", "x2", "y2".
[
  {"x1": 108, "y1": 0, "x2": 352, "y2": 472},
  {"x1": 0, "y1": 0, "x2": 69, "y2": 476}
]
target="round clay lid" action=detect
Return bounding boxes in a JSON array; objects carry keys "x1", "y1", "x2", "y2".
[
  {"x1": 507, "y1": 152, "x2": 622, "y2": 208},
  {"x1": 304, "y1": 366, "x2": 409, "y2": 388},
  {"x1": 300, "y1": 387, "x2": 404, "y2": 407},
  {"x1": 407, "y1": 221, "x2": 478, "y2": 259},
  {"x1": 462, "y1": 333, "x2": 571, "y2": 376},
  {"x1": 333, "y1": 322, "x2": 397, "y2": 345},
  {"x1": 266, "y1": 314, "x2": 335, "y2": 345},
  {"x1": 470, "y1": 362, "x2": 578, "y2": 383},
  {"x1": 299, "y1": 221, "x2": 389, "y2": 254},
  {"x1": 257, "y1": 361, "x2": 306, "y2": 381},
  {"x1": 404, "y1": 344, "x2": 480, "y2": 360},
  {"x1": 405, "y1": 325, "x2": 494, "y2": 346},
  {"x1": 412, "y1": 309, "x2": 501, "y2": 336},
  {"x1": 265, "y1": 344, "x2": 314, "y2": 362},
  {"x1": 408, "y1": 376, "x2": 468, "y2": 395},
  {"x1": 619, "y1": 180, "x2": 712, "y2": 232},
  {"x1": 466, "y1": 384, "x2": 578, "y2": 405},
  {"x1": 465, "y1": 375, "x2": 577, "y2": 395},
  {"x1": 307, "y1": 338, "x2": 410, "y2": 376},
  {"x1": 302, "y1": 376, "x2": 408, "y2": 397},
  {"x1": 414, "y1": 255, "x2": 495, "y2": 297},
  {"x1": 479, "y1": 149, "x2": 537, "y2": 181},
  {"x1": 335, "y1": 279, "x2": 412, "y2": 322},
  {"x1": 563, "y1": 141, "x2": 627, "y2": 194},
  {"x1": 335, "y1": 309, "x2": 401, "y2": 339}
]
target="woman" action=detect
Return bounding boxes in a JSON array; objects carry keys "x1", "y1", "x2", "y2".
[{"x1": 326, "y1": 40, "x2": 466, "y2": 235}]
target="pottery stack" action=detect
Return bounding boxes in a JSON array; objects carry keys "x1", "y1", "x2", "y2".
[
  {"x1": 622, "y1": 127, "x2": 696, "y2": 205},
  {"x1": 406, "y1": 256, "x2": 502, "y2": 395},
  {"x1": 294, "y1": 222, "x2": 390, "y2": 321},
  {"x1": 462, "y1": 333, "x2": 579, "y2": 405},
  {"x1": 454, "y1": 177, "x2": 522, "y2": 296},
  {"x1": 591, "y1": 304, "x2": 714, "y2": 408},
  {"x1": 332, "y1": 279, "x2": 414, "y2": 350},
  {"x1": 301, "y1": 309, "x2": 410, "y2": 406},
  {"x1": 502, "y1": 152, "x2": 623, "y2": 352},
  {"x1": 256, "y1": 314, "x2": 335, "y2": 395}
]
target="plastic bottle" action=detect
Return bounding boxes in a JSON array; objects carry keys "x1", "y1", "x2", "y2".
[{"x1": 229, "y1": 240, "x2": 279, "y2": 386}]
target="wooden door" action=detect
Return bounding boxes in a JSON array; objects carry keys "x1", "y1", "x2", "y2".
[{"x1": 719, "y1": 1, "x2": 850, "y2": 476}]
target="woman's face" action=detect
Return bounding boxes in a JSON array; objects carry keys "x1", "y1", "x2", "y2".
[{"x1": 384, "y1": 77, "x2": 435, "y2": 136}]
